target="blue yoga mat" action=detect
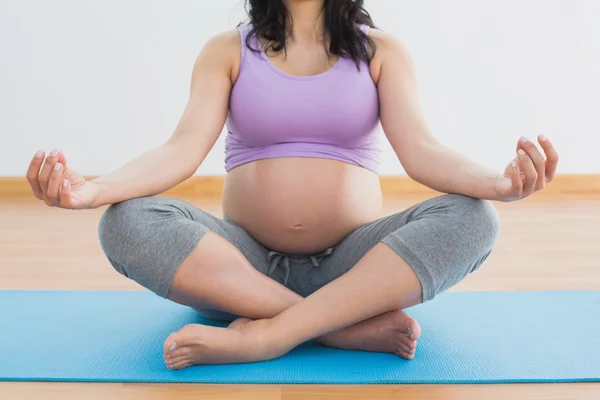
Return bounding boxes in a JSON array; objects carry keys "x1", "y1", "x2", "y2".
[{"x1": 1, "y1": 290, "x2": 599, "y2": 384}]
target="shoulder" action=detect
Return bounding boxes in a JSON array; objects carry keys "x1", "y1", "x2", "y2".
[
  {"x1": 367, "y1": 28, "x2": 413, "y2": 64},
  {"x1": 198, "y1": 28, "x2": 241, "y2": 64},
  {"x1": 192, "y1": 28, "x2": 243, "y2": 83},
  {"x1": 365, "y1": 28, "x2": 415, "y2": 83}
]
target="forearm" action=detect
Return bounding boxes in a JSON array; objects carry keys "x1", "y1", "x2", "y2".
[
  {"x1": 92, "y1": 143, "x2": 198, "y2": 207},
  {"x1": 266, "y1": 244, "x2": 422, "y2": 350},
  {"x1": 405, "y1": 142, "x2": 501, "y2": 200}
]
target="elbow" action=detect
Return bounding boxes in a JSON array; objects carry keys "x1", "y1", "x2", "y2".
[
  {"x1": 182, "y1": 168, "x2": 197, "y2": 181},
  {"x1": 403, "y1": 162, "x2": 424, "y2": 184},
  {"x1": 399, "y1": 140, "x2": 438, "y2": 182},
  {"x1": 398, "y1": 151, "x2": 424, "y2": 183},
  {"x1": 182, "y1": 159, "x2": 200, "y2": 180},
  {"x1": 165, "y1": 142, "x2": 201, "y2": 180}
]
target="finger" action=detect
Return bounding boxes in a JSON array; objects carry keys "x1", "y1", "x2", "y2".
[
  {"x1": 509, "y1": 159, "x2": 523, "y2": 198},
  {"x1": 26, "y1": 150, "x2": 46, "y2": 199},
  {"x1": 57, "y1": 152, "x2": 68, "y2": 169},
  {"x1": 538, "y1": 135, "x2": 559, "y2": 182},
  {"x1": 519, "y1": 137, "x2": 546, "y2": 190},
  {"x1": 39, "y1": 148, "x2": 60, "y2": 196},
  {"x1": 46, "y1": 163, "x2": 64, "y2": 206},
  {"x1": 59, "y1": 179, "x2": 72, "y2": 208},
  {"x1": 517, "y1": 150, "x2": 537, "y2": 196}
]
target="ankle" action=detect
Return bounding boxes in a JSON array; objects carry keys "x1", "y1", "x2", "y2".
[{"x1": 233, "y1": 318, "x2": 287, "y2": 360}]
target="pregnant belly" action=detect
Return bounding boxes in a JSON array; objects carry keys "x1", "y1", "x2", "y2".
[{"x1": 222, "y1": 158, "x2": 383, "y2": 254}]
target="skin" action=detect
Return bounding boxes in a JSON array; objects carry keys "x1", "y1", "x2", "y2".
[{"x1": 26, "y1": 0, "x2": 559, "y2": 369}]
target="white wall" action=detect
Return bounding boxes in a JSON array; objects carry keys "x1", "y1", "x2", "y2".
[{"x1": 1, "y1": 0, "x2": 598, "y2": 176}]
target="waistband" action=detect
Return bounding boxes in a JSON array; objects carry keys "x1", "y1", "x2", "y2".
[{"x1": 223, "y1": 213, "x2": 335, "y2": 286}]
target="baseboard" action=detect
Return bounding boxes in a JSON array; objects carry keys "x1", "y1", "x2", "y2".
[{"x1": 1, "y1": 175, "x2": 599, "y2": 197}]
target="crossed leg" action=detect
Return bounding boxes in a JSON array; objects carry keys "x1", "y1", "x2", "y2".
[
  {"x1": 164, "y1": 230, "x2": 422, "y2": 369},
  {"x1": 163, "y1": 241, "x2": 422, "y2": 368},
  {"x1": 99, "y1": 194, "x2": 499, "y2": 369}
]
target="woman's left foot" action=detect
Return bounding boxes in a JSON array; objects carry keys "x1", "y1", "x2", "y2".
[
  {"x1": 319, "y1": 309, "x2": 421, "y2": 359},
  {"x1": 162, "y1": 319, "x2": 281, "y2": 370}
]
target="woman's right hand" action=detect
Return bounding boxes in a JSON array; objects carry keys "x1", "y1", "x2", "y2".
[{"x1": 27, "y1": 149, "x2": 100, "y2": 209}]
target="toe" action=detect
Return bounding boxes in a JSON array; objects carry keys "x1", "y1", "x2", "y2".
[
  {"x1": 405, "y1": 318, "x2": 421, "y2": 341},
  {"x1": 397, "y1": 340, "x2": 412, "y2": 354},
  {"x1": 399, "y1": 335, "x2": 416, "y2": 348},
  {"x1": 164, "y1": 351, "x2": 186, "y2": 363},
  {"x1": 170, "y1": 359, "x2": 191, "y2": 370},
  {"x1": 166, "y1": 355, "x2": 188, "y2": 368},
  {"x1": 164, "y1": 333, "x2": 179, "y2": 355},
  {"x1": 165, "y1": 354, "x2": 190, "y2": 370},
  {"x1": 164, "y1": 325, "x2": 195, "y2": 355},
  {"x1": 396, "y1": 340, "x2": 416, "y2": 360},
  {"x1": 396, "y1": 350, "x2": 409, "y2": 360},
  {"x1": 169, "y1": 346, "x2": 191, "y2": 359},
  {"x1": 397, "y1": 347, "x2": 415, "y2": 360},
  {"x1": 398, "y1": 346, "x2": 412, "y2": 355}
]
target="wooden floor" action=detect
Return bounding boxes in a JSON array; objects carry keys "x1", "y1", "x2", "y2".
[{"x1": 1, "y1": 194, "x2": 599, "y2": 399}]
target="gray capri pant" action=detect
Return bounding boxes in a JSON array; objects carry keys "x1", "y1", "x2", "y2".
[{"x1": 99, "y1": 194, "x2": 500, "y2": 317}]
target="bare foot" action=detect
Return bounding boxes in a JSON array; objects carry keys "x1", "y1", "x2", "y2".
[
  {"x1": 162, "y1": 319, "x2": 282, "y2": 370},
  {"x1": 228, "y1": 310, "x2": 421, "y2": 360},
  {"x1": 319, "y1": 310, "x2": 421, "y2": 359},
  {"x1": 164, "y1": 311, "x2": 420, "y2": 369}
]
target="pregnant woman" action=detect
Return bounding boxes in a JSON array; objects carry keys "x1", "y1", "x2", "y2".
[{"x1": 26, "y1": 0, "x2": 558, "y2": 369}]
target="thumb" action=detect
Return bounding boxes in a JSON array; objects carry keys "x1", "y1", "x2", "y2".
[
  {"x1": 59, "y1": 179, "x2": 73, "y2": 208},
  {"x1": 508, "y1": 160, "x2": 523, "y2": 197}
]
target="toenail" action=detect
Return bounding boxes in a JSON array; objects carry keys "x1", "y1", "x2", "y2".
[
  {"x1": 168, "y1": 343, "x2": 177, "y2": 352},
  {"x1": 407, "y1": 327, "x2": 414, "y2": 340}
]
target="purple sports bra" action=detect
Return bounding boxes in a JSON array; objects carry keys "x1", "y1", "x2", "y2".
[{"x1": 225, "y1": 24, "x2": 381, "y2": 173}]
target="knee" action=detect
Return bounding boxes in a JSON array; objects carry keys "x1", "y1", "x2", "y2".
[
  {"x1": 98, "y1": 197, "x2": 155, "y2": 275},
  {"x1": 443, "y1": 194, "x2": 501, "y2": 249}
]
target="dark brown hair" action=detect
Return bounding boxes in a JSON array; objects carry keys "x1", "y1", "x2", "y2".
[{"x1": 243, "y1": 0, "x2": 376, "y2": 68}]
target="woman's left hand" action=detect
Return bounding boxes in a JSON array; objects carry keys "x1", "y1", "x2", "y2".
[{"x1": 495, "y1": 135, "x2": 559, "y2": 202}]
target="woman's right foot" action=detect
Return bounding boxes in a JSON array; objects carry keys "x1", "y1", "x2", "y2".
[{"x1": 229, "y1": 310, "x2": 421, "y2": 360}]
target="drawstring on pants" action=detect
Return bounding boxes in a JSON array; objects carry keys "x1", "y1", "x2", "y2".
[{"x1": 267, "y1": 247, "x2": 334, "y2": 286}]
